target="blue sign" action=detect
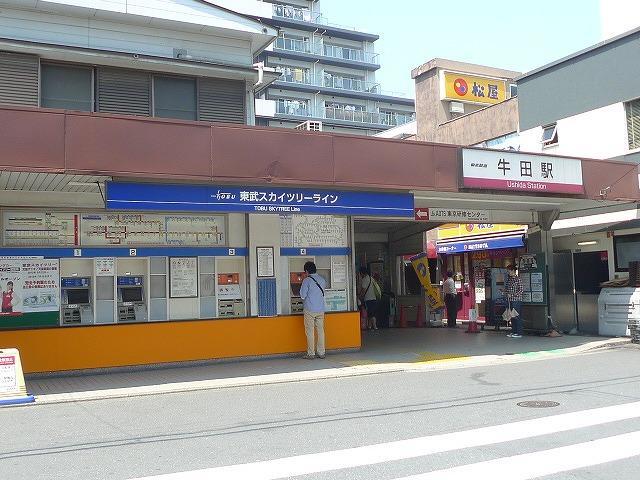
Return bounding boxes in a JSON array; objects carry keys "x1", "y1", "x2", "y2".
[
  {"x1": 106, "y1": 182, "x2": 414, "y2": 217},
  {"x1": 437, "y1": 235, "x2": 524, "y2": 254},
  {"x1": 61, "y1": 277, "x2": 90, "y2": 288},
  {"x1": 117, "y1": 276, "x2": 144, "y2": 286}
]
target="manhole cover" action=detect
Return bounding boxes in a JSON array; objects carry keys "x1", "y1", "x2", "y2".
[{"x1": 517, "y1": 400, "x2": 560, "y2": 408}]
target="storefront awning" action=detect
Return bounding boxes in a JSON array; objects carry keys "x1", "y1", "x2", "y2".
[{"x1": 437, "y1": 235, "x2": 524, "y2": 254}]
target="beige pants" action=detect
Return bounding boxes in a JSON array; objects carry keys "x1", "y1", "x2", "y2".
[{"x1": 303, "y1": 310, "x2": 325, "y2": 357}]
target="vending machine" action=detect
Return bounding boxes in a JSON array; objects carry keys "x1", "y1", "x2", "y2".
[
  {"x1": 116, "y1": 276, "x2": 148, "y2": 322},
  {"x1": 217, "y1": 273, "x2": 245, "y2": 317},
  {"x1": 484, "y1": 267, "x2": 509, "y2": 330},
  {"x1": 60, "y1": 277, "x2": 94, "y2": 325},
  {"x1": 289, "y1": 271, "x2": 305, "y2": 314}
]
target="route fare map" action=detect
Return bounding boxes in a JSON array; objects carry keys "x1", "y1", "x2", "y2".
[
  {"x1": 80, "y1": 214, "x2": 226, "y2": 246},
  {"x1": 3, "y1": 212, "x2": 79, "y2": 246},
  {"x1": 292, "y1": 215, "x2": 348, "y2": 248}
]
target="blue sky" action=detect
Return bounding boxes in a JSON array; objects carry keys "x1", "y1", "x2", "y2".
[{"x1": 320, "y1": 0, "x2": 601, "y2": 98}]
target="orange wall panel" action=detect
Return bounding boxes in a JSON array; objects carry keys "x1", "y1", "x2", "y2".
[{"x1": 0, "y1": 313, "x2": 360, "y2": 373}]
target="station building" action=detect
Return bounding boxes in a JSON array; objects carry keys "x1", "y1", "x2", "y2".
[{"x1": 0, "y1": 1, "x2": 639, "y2": 374}]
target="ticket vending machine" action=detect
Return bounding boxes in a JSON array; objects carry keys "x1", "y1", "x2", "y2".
[
  {"x1": 117, "y1": 276, "x2": 148, "y2": 322},
  {"x1": 217, "y1": 273, "x2": 245, "y2": 317},
  {"x1": 60, "y1": 277, "x2": 94, "y2": 325},
  {"x1": 290, "y1": 272, "x2": 305, "y2": 314},
  {"x1": 288, "y1": 257, "x2": 314, "y2": 314}
]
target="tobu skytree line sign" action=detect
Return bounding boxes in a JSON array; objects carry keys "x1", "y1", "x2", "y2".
[
  {"x1": 106, "y1": 182, "x2": 415, "y2": 217},
  {"x1": 461, "y1": 149, "x2": 584, "y2": 194}
]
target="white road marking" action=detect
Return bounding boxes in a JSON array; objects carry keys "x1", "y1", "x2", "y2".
[
  {"x1": 396, "y1": 430, "x2": 640, "y2": 480},
  {"x1": 128, "y1": 401, "x2": 640, "y2": 480}
]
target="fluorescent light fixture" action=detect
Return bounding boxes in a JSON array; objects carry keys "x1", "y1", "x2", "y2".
[{"x1": 577, "y1": 240, "x2": 598, "y2": 246}]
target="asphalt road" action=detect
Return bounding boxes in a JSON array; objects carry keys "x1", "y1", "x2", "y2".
[{"x1": 3, "y1": 344, "x2": 640, "y2": 480}]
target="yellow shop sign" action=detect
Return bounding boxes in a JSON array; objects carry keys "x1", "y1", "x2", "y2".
[{"x1": 443, "y1": 72, "x2": 507, "y2": 105}]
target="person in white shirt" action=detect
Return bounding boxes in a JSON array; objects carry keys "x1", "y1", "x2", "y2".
[
  {"x1": 358, "y1": 266, "x2": 378, "y2": 330},
  {"x1": 443, "y1": 271, "x2": 457, "y2": 328}
]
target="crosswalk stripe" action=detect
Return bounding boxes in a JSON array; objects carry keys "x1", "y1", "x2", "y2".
[
  {"x1": 128, "y1": 401, "x2": 640, "y2": 480},
  {"x1": 395, "y1": 430, "x2": 640, "y2": 480}
]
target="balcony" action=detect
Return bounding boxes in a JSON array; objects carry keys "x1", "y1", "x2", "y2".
[
  {"x1": 323, "y1": 107, "x2": 415, "y2": 127},
  {"x1": 272, "y1": 70, "x2": 413, "y2": 102},
  {"x1": 275, "y1": 69, "x2": 380, "y2": 93},
  {"x1": 273, "y1": 37, "x2": 379, "y2": 66},
  {"x1": 275, "y1": 99, "x2": 311, "y2": 117},
  {"x1": 271, "y1": 3, "x2": 369, "y2": 34},
  {"x1": 271, "y1": 101, "x2": 415, "y2": 127},
  {"x1": 272, "y1": 3, "x2": 315, "y2": 23}
]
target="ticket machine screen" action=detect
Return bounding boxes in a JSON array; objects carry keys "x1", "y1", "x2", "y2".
[
  {"x1": 66, "y1": 288, "x2": 90, "y2": 305},
  {"x1": 121, "y1": 287, "x2": 143, "y2": 303}
]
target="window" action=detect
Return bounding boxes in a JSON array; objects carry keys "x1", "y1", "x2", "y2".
[
  {"x1": 626, "y1": 99, "x2": 640, "y2": 150},
  {"x1": 509, "y1": 84, "x2": 518, "y2": 97},
  {"x1": 614, "y1": 234, "x2": 640, "y2": 271},
  {"x1": 541, "y1": 123, "x2": 558, "y2": 147},
  {"x1": 40, "y1": 64, "x2": 92, "y2": 111},
  {"x1": 153, "y1": 76, "x2": 196, "y2": 120}
]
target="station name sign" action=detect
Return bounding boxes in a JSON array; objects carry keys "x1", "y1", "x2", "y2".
[
  {"x1": 461, "y1": 149, "x2": 584, "y2": 194},
  {"x1": 106, "y1": 182, "x2": 415, "y2": 217}
]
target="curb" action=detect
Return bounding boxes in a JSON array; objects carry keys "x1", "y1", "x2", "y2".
[{"x1": 20, "y1": 337, "x2": 632, "y2": 406}]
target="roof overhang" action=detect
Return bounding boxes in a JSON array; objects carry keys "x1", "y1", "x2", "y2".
[
  {"x1": 8, "y1": 0, "x2": 278, "y2": 56},
  {"x1": 1, "y1": 106, "x2": 638, "y2": 225}
]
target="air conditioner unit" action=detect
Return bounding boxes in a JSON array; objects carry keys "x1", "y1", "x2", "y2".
[
  {"x1": 295, "y1": 120, "x2": 323, "y2": 131},
  {"x1": 450, "y1": 101, "x2": 464, "y2": 114}
]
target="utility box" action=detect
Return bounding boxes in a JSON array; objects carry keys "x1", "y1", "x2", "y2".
[{"x1": 598, "y1": 287, "x2": 640, "y2": 336}]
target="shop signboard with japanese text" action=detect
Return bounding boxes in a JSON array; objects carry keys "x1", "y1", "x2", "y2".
[
  {"x1": 437, "y1": 223, "x2": 526, "y2": 241},
  {"x1": 0, "y1": 259, "x2": 60, "y2": 329},
  {"x1": 106, "y1": 182, "x2": 414, "y2": 217},
  {"x1": 462, "y1": 149, "x2": 584, "y2": 194},
  {"x1": 442, "y1": 72, "x2": 507, "y2": 105}
]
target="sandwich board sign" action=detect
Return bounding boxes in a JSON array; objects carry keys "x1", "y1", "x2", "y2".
[{"x1": 0, "y1": 348, "x2": 34, "y2": 405}]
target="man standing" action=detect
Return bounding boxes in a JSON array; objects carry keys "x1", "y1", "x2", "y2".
[
  {"x1": 299, "y1": 261, "x2": 326, "y2": 359},
  {"x1": 443, "y1": 271, "x2": 457, "y2": 328},
  {"x1": 505, "y1": 264, "x2": 524, "y2": 338}
]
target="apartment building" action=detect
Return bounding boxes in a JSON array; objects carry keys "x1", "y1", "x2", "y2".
[
  {"x1": 251, "y1": 0, "x2": 416, "y2": 135},
  {"x1": 0, "y1": 0, "x2": 278, "y2": 124}
]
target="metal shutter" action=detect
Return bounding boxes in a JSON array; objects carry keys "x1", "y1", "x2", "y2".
[
  {"x1": 97, "y1": 68, "x2": 151, "y2": 116},
  {"x1": 626, "y1": 99, "x2": 640, "y2": 150},
  {"x1": 198, "y1": 78, "x2": 246, "y2": 124},
  {"x1": 0, "y1": 52, "x2": 39, "y2": 106}
]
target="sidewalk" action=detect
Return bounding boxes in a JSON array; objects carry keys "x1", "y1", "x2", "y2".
[{"x1": 24, "y1": 327, "x2": 631, "y2": 405}]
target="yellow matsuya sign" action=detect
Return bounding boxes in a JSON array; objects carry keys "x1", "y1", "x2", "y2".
[{"x1": 443, "y1": 72, "x2": 507, "y2": 105}]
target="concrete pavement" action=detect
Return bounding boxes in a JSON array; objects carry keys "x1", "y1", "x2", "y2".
[{"x1": 20, "y1": 327, "x2": 631, "y2": 406}]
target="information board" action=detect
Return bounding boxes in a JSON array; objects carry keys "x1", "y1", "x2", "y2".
[
  {"x1": 257, "y1": 247, "x2": 275, "y2": 278},
  {"x1": 324, "y1": 289, "x2": 348, "y2": 312},
  {"x1": 169, "y1": 257, "x2": 198, "y2": 298},
  {"x1": 81, "y1": 213, "x2": 226, "y2": 246},
  {"x1": 518, "y1": 253, "x2": 547, "y2": 305},
  {"x1": 0, "y1": 348, "x2": 33, "y2": 405},
  {"x1": 292, "y1": 215, "x2": 348, "y2": 248},
  {"x1": 95, "y1": 258, "x2": 115, "y2": 276},
  {"x1": 3, "y1": 211, "x2": 78, "y2": 246},
  {"x1": 0, "y1": 259, "x2": 60, "y2": 329}
]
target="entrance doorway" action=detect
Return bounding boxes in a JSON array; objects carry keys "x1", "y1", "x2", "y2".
[{"x1": 353, "y1": 219, "x2": 438, "y2": 328}]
